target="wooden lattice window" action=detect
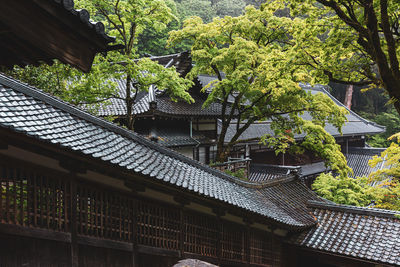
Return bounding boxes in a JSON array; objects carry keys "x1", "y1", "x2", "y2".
[
  {"x1": 0, "y1": 162, "x2": 70, "y2": 232},
  {"x1": 184, "y1": 211, "x2": 218, "y2": 257}
]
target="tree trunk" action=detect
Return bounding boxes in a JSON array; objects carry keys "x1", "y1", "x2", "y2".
[
  {"x1": 216, "y1": 126, "x2": 229, "y2": 162},
  {"x1": 343, "y1": 84, "x2": 353, "y2": 109},
  {"x1": 125, "y1": 75, "x2": 134, "y2": 130}
]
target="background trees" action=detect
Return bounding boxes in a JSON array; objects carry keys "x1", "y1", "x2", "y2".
[
  {"x1": 8, "y1": 0, "x2": 194, "y2": 130},
  {"x1": 169, "y1": 5, "x2": 350, "y2": 177},
  {"x1": 288, "y1": 0, "x2": 400, "y2": 117}
]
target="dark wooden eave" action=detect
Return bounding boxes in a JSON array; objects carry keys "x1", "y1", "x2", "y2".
[{"x1": 0, "y1": 0, "x2": 119, "y2": 72}]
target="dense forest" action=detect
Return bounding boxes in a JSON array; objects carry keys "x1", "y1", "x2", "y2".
[{"x1": 137, "y1": 0, "x2": 263, "y2": 56}]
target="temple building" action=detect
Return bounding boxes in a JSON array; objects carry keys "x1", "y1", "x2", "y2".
[
  {"x1": 0, "y1": 1, "x2": 399, "y2": 267},
  {"x1": 98, "y1": 53, "x2": 386, "y2": 185}
]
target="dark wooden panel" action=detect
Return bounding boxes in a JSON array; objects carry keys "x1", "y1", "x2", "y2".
[{"x1": 0, "y1": 233, "x2": 71, "y2": 266}]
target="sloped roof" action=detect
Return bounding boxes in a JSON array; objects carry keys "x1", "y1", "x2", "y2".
[
  {"x1": 249, "y1": 164, "x2": 297, "y2": 182},
  {"x1": 221, "y1": 84, "x2": 384, "y2": 143},
  {"x1": 133, "y1": 92, "x2": 225, "y2": 117},
  {"x1": 249, "y1": 162, "x2": 327, "y2": 183},
  {"x1": 291, "y1": 201, "x2": 400, "y2": 266},
  {"x1": 0, "y1": 73, "x2": 323, "y2": 229},
  {"x1": 345, "y1": 147, "x2": 387, "y2": 178},
  {"x1": 136, "y1": 126, "x2": 210, "y2": 147},
  {"x1": 95, "y1": 52, "x2": 226, "y2": 118},
  {"x1": 97, "y1": 84, "x2": 225, "y2": 118}
]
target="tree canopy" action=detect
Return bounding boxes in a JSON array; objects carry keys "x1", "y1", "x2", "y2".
[
  {"x1": 287, "y1": 0, "x2": 400, "y2": 116},
  {"x1": 8, "y1": 0, "x2": 194, "y2": 130},
  {"x1": 313, "y1": 133, "x2": 400, "y2": 210},
  {"x1": 169, "y1": 4, "x2": 350, "y2": 177}
]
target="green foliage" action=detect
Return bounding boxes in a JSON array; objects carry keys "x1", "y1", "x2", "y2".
[
  {"x1": 366, "y1": 181, "x2": 400, "y2": 211},
  {"x1": 137, "y1": 0, "x2": 191, "y2": 56},
  {"x1": 224, "y1": 168, "x2": 247, "y2": 180},
  {"x1": 360, "y1": 108, "x2": 400, "y2": 147},
  {"x1": 369, "y1": 133, "x2": 400, "y2": 182},
  {"x1": 169, "y1": 4, "x2": 349, "y2": 173},
  {"x1": 313, "y1": 133, "x2": 400, "y2": 211},
  {"x1": 214, "y1": 0, "x2": 246, "y2": 17},
  {"x1": 367, "y1": 133, "x2": 400, "y2": 210},
  {"x1": 287, "y1": 0, "x2": 400, "y2": 115},
  {"x1": 176, "y1": 0, "x2": 217, "y2": 23},
  {"x1": 312, "y1": 173, "x2": 373, "y2": 206},
  {"x1": 7, "y1": 0, "x2": 194, "y2": 128}
]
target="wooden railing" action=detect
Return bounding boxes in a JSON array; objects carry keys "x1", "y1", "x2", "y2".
[
  {"x1": 212, "y1": 158, "x2": 251, "y2": 179},
  {"x1": 0, "y1": 159, "x2": 280, "y2": 266}
]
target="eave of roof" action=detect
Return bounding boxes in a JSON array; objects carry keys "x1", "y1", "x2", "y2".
[
  {"x1": 0, "y1": 73, "x2": 322, "y2": 230},
  {"x1": 0, "y1": 0, "x2": 118, "y2": 72},
  {"x1": 290, "y1": 200, "x2": 400, "y2": 266}
]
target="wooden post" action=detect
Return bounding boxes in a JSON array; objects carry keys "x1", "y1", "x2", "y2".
[
  {"x1": 244, "y1": 220, "x2": 252, "y2": 267},
  {"x1": 70, "y1": 177, "x2": 78, "y2": 267},
  {"x1": 179, "y1": 204, "x2": 185, "y2": 258},
  {"x1": 131, "y1": 200, "x2": 138, "y2": 267},
  {"x1": 173, "y1": 196, "x2": 190, "y2": 259},
  {"x1": 212, "y1": 207, "x2": 225, "y2": 265}
]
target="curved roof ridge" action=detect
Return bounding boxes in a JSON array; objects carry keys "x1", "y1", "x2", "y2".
[
  {"x1": 300, "y1": 83, "x2": 385, "y2": 131},
  {"x1": 53, "y1": 0, "x2": 115, "y2": 43},
  {"x1": 307, "y1": 200, "x2": 399, "y2": 219}
]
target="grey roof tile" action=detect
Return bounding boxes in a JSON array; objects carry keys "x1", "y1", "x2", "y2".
[
  {"x1": 221, "y1": 84, "x2": 384, "y2": 142},
  {"x1": 291, "y1": 201, "x2": 400, "y2": 266},
  {"x1": 0, "y1": 73, "x2": 328, "y2": 229},
  {"x1": 344, "y1": 147, "x2": 389, "y2": 180}
]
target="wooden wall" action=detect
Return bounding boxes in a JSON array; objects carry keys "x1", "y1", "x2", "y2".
[{"x1": 0, "y1": 155, "x2": 283, "y2": 267}]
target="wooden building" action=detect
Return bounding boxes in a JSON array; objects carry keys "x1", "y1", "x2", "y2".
[
  {"x1": 96, "y1": 52, "x2": 224, "y2": 164},
  {"x1": 1, "y1": 73, "x2": 399, "y2": 267},
  {"x1": 0, "y1": 1, "x2": 399, "y2": 266},
  {"x1": 0, "y1": 0, "x2": 120, "y2": 72},
  {"x1": 98, "y1": 56, "x2": 385, "y2": 184}
]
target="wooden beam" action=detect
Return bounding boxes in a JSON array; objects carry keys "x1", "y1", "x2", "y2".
[
  {"x1": 0, "y1": 0, "x2": 96, "y2": 72},
  {"x1": 69, "y1": 178, "x2": 78, "y2": 267},
  {"x1": 77, "y1": 235, "x2": 132, "y2": 252},
  {"x1": 125, "y1": 180, "x2": 146, "y2": 194},
  {"x1": 59, "y1": 158, "x2": 87, "y2": 174},
  {"x1": 0, "y1": 223, "x2": 71, "y2": 243},
  {"x1": 137, "y1": 245, "x2": 180, "y2": 258}
]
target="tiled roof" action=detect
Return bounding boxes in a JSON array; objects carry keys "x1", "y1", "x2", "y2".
[
  {"x1": 96, "y1": 52, "x2": 225, "y2": 118},
  {"x1": 97, "y1": 87, "x2": 225, "y2": 118},
  {"x1": 291, "y1": 201, "x2": 400, "y2": 266},
  {"x1": 249, "y1": 162, "x2": 327, "y2": 183},
  {"x1": 0, "y1": 74, "x2": 322, "y2": 229},
  {"x1": 132, "y1": 92, "x2": 225, "y2": 117},
  {"x1": 52, "y1": 0, "x2": 115, "y2": 43},
  {"x1": 137, "y1": 126, "x2": 210, "y2": 147},
  {"x1": 249, "y1": 164, "x2": 297, "y2": 182},
  {"x1": 220, "y1": 84, "x2": 384, "y2": 143},
  {"x1": 345, "y1": 147, "x2": 387, "y2": 178}
]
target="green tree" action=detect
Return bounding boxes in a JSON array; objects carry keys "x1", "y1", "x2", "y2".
[
  {"x1": 314, "y1": 133, "x2": 400, "y2": 210},
  {"x1": 169, "y1": 5, "x2": 350, "y2": 176},
  {"x1": 9, "y1": 0, "x2": 194, "y2": 130},
  {"x1": 287, "y1": 0, "x2": 400, "y2": 116},
  {"x1": 312, "y1": 173, "x2": 374, "y2": 206},
  {"x1": 137, "y1": 0, "x2": 191, "y2": 56},
  {"x1": 214, "y1": 0, "x2": 246, "y2": 17},
  {"x1": 176, "y1": 0, "x2": 217, "y2": 23},
  {"x1": 360, "y1": 108, "x2": 400, "y2": 147}
]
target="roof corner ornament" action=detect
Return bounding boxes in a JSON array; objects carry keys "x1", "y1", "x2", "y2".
[
  {"x1": 148, "y1": 84, "x2": 157, "y2": 110},
  {"x1": 289, "y1": 167, "x2": 302, "y2": 178}
]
